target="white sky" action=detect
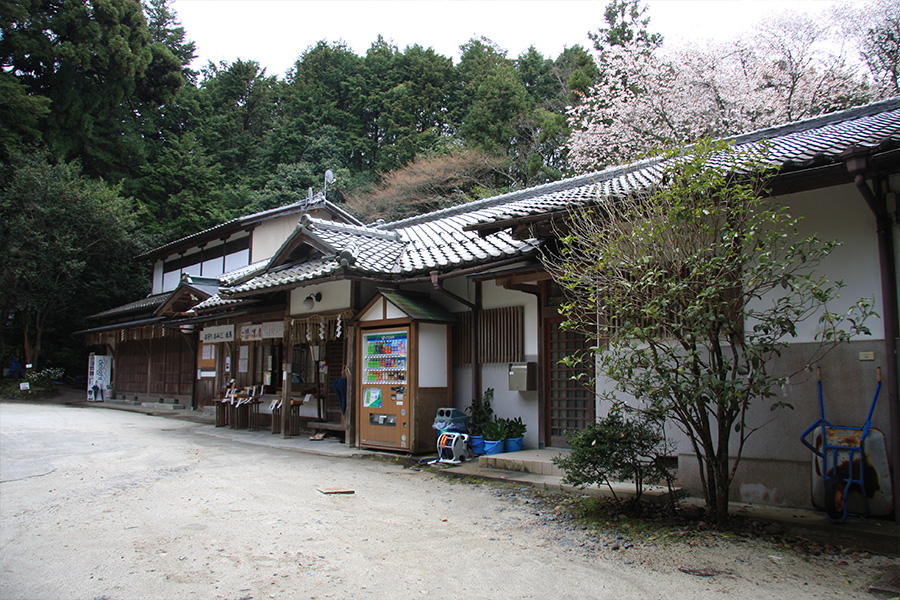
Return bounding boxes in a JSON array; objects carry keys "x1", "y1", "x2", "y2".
[{"x1": 171, "y1": 0, "x2": 851, "y2": 78}]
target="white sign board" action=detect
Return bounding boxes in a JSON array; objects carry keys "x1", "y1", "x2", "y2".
[
  {"x1": 241, "y1": 321, "x2": 284, "y2": 341},
  {"x1": 201, "y1": 325, "x2": 234, "y2": 343}
]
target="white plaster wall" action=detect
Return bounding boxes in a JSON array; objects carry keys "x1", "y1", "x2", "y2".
[
  {"x1": 162, "y1": 269, "x2": 181, "y2": 291},
  {"x1": 590, "y1": 184, "x2": 893, "y2": 508},
  {"x1": 441, "y1": 274, "x2": 542, "y2": 447},
  {"x1": 482, "y1": 364, "x2": 540, "y2": 449},
  {"x1": 419, "y1": 323, "x2": 448, "y2": 387},
  {"x1": 481, "y1": 280, "x2": 539, "y2": 356},
  {"x1": 152, "y1": 261, "x2": 164, "y2": 294},
  {"x1": 289, "y1": 280, "x2": 352, "y2": 316},
  {"x1": 223, "y1": 248, "x2": 249, "y2": 274},
  {"x1": 747, "y1": 184, "x2": 883, "y2": 343},
  {"x1": 251, "y1": 214, "x2": 300, "y2": 263}
]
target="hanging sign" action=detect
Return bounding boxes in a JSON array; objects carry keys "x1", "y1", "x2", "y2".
[
  {"x1": 241, "y1": 321, "x2": 285, "y2": 341},
  {"x1": 241, "y1": 324, "x2": 263, "y2": 341},
  {"x1": 201, "y1": 325, "x2": 234, "y2": 343},
  {"x1": 262, "y1": 321, "x2": 284, "y2": 339}
]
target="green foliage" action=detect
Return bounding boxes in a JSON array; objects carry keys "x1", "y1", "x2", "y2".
[
  {"x1": 482, "y1": 417, "x2": 509, "y2": 442},
  {"x1": 589, "y1": 0, "x2": 663, "y2": 51},
  {"x1": 466, "y1": 387, "x2": 494, "y2": 437},
  {"x1": 552, "y1": 411, "x2": 671, "y2": 503},
  {"x1": 0, "y1": 149, "x2": 143, "y2": 368},
  {"x1": 0, "y1": 0, "x2": 184, "y2": 177},
  {"x1": 505, "y1": 416, "x2": 527, "y2": 438},
  {"x1": 27, "y1": 367, "x2": 66, "y2": 386},
  {"x1": 544, "y1": 140, "x2": 874, "y2": 526},
  {"x1": 0, "y1": 72, "x2": 50, "y2": 161}
]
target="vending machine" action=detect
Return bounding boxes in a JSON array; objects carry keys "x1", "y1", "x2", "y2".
[
  {"x1": 356, "y1": 292, "x2": 455, "y2": 453},
  {"x1": 87, "y1": 353, "x2": 112, "y2": 402}
]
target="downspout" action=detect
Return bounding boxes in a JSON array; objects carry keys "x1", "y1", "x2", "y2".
[
  {"x1": 430, "y1": 271, "x2": 480, "y2": 405},
  {"x1": 844, "y1": 148, "x2": 900, "y2": 522}
]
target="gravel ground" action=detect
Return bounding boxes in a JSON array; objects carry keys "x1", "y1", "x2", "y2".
[{"x1": 1, "y1": 401, "x2": 896, "y2": 600}]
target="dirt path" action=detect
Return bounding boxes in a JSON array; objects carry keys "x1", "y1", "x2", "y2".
[{"x1": 1, "y1": 402, "x2": 894, "y2": 599}]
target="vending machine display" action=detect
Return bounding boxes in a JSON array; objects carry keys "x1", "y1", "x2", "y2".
[
  {"x1": 360, "y1": 330, "x2": 410, "y2": 449},
  {"x1": 355, "y1": 291, "x2": 454, "y2": 453}
]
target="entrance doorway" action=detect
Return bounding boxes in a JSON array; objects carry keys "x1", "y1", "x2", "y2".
[{"x1": 545, "y1": 317, "x2": 595, "y2": 447}]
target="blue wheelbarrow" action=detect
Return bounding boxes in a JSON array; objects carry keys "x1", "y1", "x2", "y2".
[{"x1": 800, "y1": 367, "x2": 881, "y2": 523}]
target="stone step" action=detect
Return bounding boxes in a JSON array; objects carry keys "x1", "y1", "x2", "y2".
[
  {"x1": 140, "y1": 401, "x2": 186, "y2": 410},
  {"x1": 477, "y1": 448, "x2": 569, "y2": 477}
]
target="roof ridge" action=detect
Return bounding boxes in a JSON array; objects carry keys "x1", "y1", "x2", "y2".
[
  {"x1": 303, "y1": 214, "x2": 403, "y2": 242},
  {"x1": 378, "y1": 156, "x2": 664, "y2": 230},
  {"x1": 138, "y1": 193, "x2": 334, "y2": 259},
  {"x1": 723, "y1": 96, "x2": 900, "y2": 147},
  {"x1": 381, "y1": 98, "x2": 900, "y2": 232}
]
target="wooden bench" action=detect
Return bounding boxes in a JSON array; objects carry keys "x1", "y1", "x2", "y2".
[{"x1": 307, "y1": 421, "x2": 345, "y2": 433}]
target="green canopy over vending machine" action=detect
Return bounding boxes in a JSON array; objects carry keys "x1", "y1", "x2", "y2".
[{"x1": 355, "y1": 291, "x2": 456, "y2": 453}]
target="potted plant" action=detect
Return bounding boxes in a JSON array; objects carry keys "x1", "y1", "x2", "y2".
[
  {"x1": 466, "y1": 388, "x2": 494, "y2": 455},
  {"x1": 482, "y1": 418, "x2": 508, "y2": 455},
  {"x1": 504, "y1": 417, "x2": 527, "y2": 452}
]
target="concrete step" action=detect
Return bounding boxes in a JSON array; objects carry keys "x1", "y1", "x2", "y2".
[
  {"x1": 472, "y1": 448, "x2": 678, "y2": 504},
  {"x1": 477, "y1": 448, "x2": 569, "y2": 477},
  {"x1": 140, "y1": 401, "x2": 186, "y2": 410}
]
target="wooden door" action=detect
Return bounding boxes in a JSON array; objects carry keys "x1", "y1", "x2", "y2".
[{"x1": 545, "y1": 317, "x2": 595, "y2": 447}]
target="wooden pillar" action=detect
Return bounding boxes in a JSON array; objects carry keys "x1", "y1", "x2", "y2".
[
  {"x1": 281, "y1": 336, "x2": 293, "y2": 438},
  {"x1": 344, "y1": 326, "x2": 356, "y2": 446}
]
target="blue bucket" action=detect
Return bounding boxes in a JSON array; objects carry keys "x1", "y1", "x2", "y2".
[
  {"x1": 483, "y1": 439, "x2": 505, "y2": 455},
  {"x1": 505, "y1": 437, "x2": 524, "y2": 452},
  {"x1": 469, "y1": 435, "x2": 485, "y2": 455}
]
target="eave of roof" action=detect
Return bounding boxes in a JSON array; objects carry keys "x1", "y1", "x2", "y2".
[
  {"x1": 85, "y1": 292, "x2": 172, "y2": 322},
  {"x1": 215, "y1": 97, "x2": 900, "y2": 299},
  {"x1": 135, "y1": 195, "x2": 363, "y2": 262},
  {"x1": 465, "y1": 97, "x2": 900, "y2": 237}
]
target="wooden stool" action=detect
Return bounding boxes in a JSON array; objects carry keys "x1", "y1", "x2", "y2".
[
  {"x1": 290, "y1": 399, "x2": 305, "y2": 436},
  {"x1": 271, "y1": 402, "x2": 282, "y2": 434},
  {"x1": 248, "y1": 400, "x2": 262, "y2": 431},
  {"x1": 230, "y1": 392, "x2": 250, "y2": 429}
]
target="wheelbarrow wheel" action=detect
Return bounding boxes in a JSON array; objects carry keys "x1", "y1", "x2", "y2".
[{"x1": 825, "y1": 477, "x2": 846, "y2": 522}]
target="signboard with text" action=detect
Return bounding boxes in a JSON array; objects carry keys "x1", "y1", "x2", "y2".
[{"x1": 200, "y1": 325, "x2": 234, "y2": 343}]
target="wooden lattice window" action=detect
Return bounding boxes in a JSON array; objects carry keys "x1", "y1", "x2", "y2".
[{"x1": 453, "y1": 306, "x2": 524, "y2": 364}]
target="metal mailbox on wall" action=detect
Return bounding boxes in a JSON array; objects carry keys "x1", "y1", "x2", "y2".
[{"x1": 509, "y1": 362, "x2": 537, "y2": 391}]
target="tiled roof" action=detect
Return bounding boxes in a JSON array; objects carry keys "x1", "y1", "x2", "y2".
[
  {"x1": 225, "y1": 205, "x2": 534, "y2": 295},
  {"x1": 228, "y1": 257, "x2": 344, "y2": 294},
  {"x1": 220, "y1": 259, "x2": 269, "y2": 286},
  {"x1": 467, "y1": 97, "x2": 900, "y2": 229},
  {"x1": 136, "y1": 195, "x2": 362, "y2": 261},
  {"x1": 224, "y1": 97, "x2": 900, "y2": 296},
  {"x1": 190, "y1": 294, "x2": 253, "y2": 312},
  {"x1": 86, "y1": 292, "x2": 171, "y2": 320}
]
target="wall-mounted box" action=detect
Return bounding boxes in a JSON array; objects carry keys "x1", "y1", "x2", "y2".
[{"x1": 509, "y1": 362, "x2": 537, "y2": 391}]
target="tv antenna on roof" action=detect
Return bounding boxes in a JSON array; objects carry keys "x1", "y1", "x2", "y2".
[{"x1": 324, "y1": 169, "x2": 335, "y2": 201}]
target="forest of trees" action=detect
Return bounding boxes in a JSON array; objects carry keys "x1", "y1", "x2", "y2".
[{"x1": 0, "y1": 0, "x2": 897, "y2": 372}]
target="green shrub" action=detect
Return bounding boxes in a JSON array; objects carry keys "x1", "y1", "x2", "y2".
[
  {"x1": 553, "y1": 411, "x2": 673, "y2": 505},
  {"x1": 27, "y1": 367, "x2": 65, "y2": 385},
  {"x1": 483, "y1": 417, "x2": 509, "y2": 441},
  {"x1": 505, "y1": 416, "x2": 527, "y2": 438},
  {"x1": 466, "y1": 388, "x2": 494, "y2": 437}
]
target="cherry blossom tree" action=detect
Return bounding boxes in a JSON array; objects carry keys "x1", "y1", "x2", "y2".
[
  {"x1": 567, "y1": 12, "x2": 873, "y2": 171},
  {"x1": 838, "y1": 0, "x2": 900, "y2": 98}
]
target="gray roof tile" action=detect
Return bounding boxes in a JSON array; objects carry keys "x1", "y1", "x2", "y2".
[{"x1": 226, "y1": 97, "x2": 900, "y2": 296}]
